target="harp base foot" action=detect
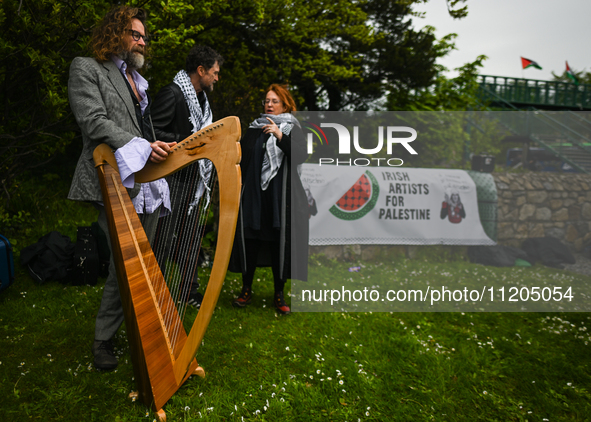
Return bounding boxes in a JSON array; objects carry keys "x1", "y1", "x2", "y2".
[
  {"x1": 155, "y1": 409, "x2": 166, "y2": 421},
  {"x1": 193, "y1": 366, "x2": 206, "y2": 378}
]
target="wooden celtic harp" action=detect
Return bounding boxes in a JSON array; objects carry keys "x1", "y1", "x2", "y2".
[{"x1": 93, "y1": 116, "x2": 241, "y2": 421}]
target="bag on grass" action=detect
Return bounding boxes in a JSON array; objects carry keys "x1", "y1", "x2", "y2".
[
  {"x1": 0, "y1": 234, "x2": 15, "y2": 293},
  {"x1": 91, "y1": 222, "x2": 110, "y2": 278},
  {"x1": 66, "y1": 226, "x2": 100, "y2": 286},
  {"x1": 468, "y1": 245, "x2": 531, "y2": 267},
  {"x1": 20, "y1": 231, "x2": 75, "y2": 284},
  {"x1": 522, "y1": 237, "x2": 576, "y2": 269}
]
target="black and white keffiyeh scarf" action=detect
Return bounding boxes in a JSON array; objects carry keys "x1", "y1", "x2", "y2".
[
  {"x1": 173, "y1": 69, "x2": 212, "y2": 131},
  {"x1": 173, "y1": 69, "x2": 214, "y2": 211},
  {"x1": 249, "y1": 113, "x2": 299, "y2": 190}
]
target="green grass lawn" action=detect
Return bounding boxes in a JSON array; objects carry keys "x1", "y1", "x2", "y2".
[
  {"x1": 3, "y1": 252, "x2": 591, "y2": 421},
  {"x1": 1, "y1": 174, "x2": 590, "y2": 421}
]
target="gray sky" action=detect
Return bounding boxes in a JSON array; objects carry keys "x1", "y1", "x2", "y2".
[{"x1": 414, "y1": 0, "x2": 591, "y2": 81}]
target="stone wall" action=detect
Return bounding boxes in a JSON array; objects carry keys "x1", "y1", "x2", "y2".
[{"x1": 494, "y1": 172, "x2": 591, "y2": 251}]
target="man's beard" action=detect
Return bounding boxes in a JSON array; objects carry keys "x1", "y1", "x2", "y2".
[
  {"x1": 200, "y1": 80, "x2": 214, "y2": 93},
  {"x1": 119, "y1": 47, "x2": 145, "y2": 70}
]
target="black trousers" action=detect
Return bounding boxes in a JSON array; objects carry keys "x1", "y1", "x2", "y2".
[{"x1": 242, "y1": 238, "x2": 286, "y2": 293}]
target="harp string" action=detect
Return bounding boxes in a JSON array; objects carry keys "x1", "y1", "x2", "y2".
[
  {"x1": 155, "y1": 165, "x2": 198, "y2": 347},
  {"x1": 173, "y1": 165, "x2": 218, "y2": 349},
  {"x1": 151, "y1": 158, "x2": 218, "y2": 352},
  {"x1": 154, "y1": 168, "x2": 193, "y2": 349}
]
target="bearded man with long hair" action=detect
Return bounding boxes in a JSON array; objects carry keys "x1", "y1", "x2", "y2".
[{"x1": 68, "y1": 6, "x2": 176, "y2": 370}]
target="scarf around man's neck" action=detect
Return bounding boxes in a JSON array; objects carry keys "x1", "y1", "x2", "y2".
[
  {"x1": 173, "y1": 69, "x2": 212, "y2": 131},
  {"x1": 173, "y1": 69, "x2": 214, "y2": 211}
]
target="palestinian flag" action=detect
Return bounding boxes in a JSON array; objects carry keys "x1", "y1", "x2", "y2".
[
  {"x1": 566, "y1": 61, "x2": 580, "y2": 85},
  {"x1": 521, "y1": 57, "x2": 542, "y2": 70}
]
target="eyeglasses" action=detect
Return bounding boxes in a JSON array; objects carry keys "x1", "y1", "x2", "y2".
[
  {"x1": 262, "y1": 99, "x2": 282, "y2": 106},
  {"x1": 128, "y1": 29, "x2": 149, "y2": 43}
]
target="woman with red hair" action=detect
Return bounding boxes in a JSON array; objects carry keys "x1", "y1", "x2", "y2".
[{"x1": 229, "y1": 84, "x2": 308, "y2": 315}]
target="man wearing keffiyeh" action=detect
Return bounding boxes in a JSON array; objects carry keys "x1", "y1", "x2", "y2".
[{"x1": 151, "y1": 45, "x2": 223, "y2": 308}]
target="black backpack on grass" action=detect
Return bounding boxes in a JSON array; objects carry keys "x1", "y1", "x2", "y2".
[
  {"x1": 522, "y1": 237, "x2": 576, "y2": 269},
  {"x1": 20, "y1": 231, "x2": 75, "y2": 284},
  {"x1": 20, "y1": 227, "x2": 107, "y2": 286},
  {"x1": 67, "y1": 226, "x2": 100, "y2": 286},
  {"x1": 0, "y1": 234, "x2": 15, "y2": 293}
]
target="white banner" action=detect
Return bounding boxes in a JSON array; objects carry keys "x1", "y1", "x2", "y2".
[{"x1": 301, "y1": 164, "x2": 495, "y2": 246}]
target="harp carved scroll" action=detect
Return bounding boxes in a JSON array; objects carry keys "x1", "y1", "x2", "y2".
[{"x1": 93, "y1": 116, "x2": 241, "y2": 420}]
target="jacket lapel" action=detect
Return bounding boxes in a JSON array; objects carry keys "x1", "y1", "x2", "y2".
[{"x1": 102, "y1": 60, "x2": 141, "y2": 133}]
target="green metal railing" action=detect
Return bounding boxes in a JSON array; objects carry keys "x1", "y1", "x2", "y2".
[
  {"x1": 471, "y1": 84, "x2": 591, "y2": 173},
  {"x1": 479, "y1": 75, "x2": 591, "y2": 110}
]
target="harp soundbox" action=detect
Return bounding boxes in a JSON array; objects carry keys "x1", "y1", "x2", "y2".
[{"x1": 93, "y1": 116, "x2": 241, "y2": 421}]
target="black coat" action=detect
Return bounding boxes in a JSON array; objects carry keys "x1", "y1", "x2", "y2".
[
  {"x1": 151, "y1": 82, "x2": 213, "y2": 184},
  {"x1": 151, "y1": 82, "x2": 208, "y2": 143},
  {"x1": 229, "y1": 125, "x2": 309, "y2": 281},
  {"x1": 150, "y1": 81, "x2": 212, "y2": 278}
]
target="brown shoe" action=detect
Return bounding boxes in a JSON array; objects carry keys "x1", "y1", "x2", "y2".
[
  {"x1": 274, "y1": 291, "x2": 291, "y2": 315},
  {"x1": 233, "y1": 287, "x2": 252, "y2": 308}
]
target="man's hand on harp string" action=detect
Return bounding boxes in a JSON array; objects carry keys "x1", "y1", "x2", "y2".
[{"x1": 149, "y1": 140, "x2": 177, "y2": 163}]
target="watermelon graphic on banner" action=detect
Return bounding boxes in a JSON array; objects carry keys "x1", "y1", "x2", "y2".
[{"x1": 329, "y1": 170, "x2": 379, "y2": 220}]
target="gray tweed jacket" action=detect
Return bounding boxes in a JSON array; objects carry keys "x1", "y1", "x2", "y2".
[{"x1": 68, "y1": 57, "x2": 142, "y2": 202}]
